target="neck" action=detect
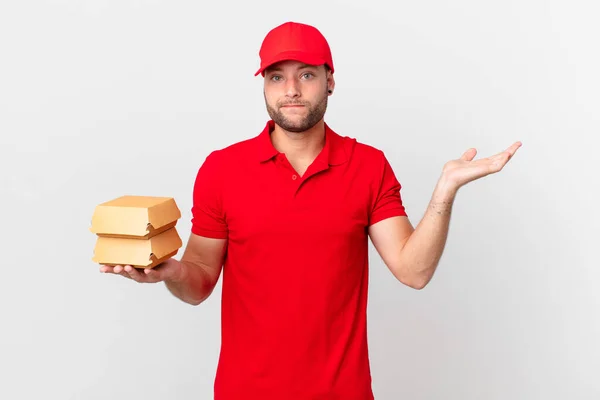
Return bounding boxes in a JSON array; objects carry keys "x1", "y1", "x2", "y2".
[{"x1": 271, "y1": 119, "x2": 326, "y2": 162}]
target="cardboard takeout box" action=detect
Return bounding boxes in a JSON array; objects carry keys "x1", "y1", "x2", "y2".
[
  {"x1": 90, "y1": 195, "x2": 182, "y2": 239},
  {"x1": 90, "y1": 195, "x2": 183, "y2": 268}
]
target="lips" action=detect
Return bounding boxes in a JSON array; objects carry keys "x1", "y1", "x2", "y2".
[{"x1": 280, "y1": 104, "x2": 305, "y2": 108}]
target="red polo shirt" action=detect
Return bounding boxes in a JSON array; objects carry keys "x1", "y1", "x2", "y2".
[{"x1": 191, "y1": 120, "x2": 408, "y2": 400}]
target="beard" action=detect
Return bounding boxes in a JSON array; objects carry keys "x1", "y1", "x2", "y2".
[{"x1": 265, "y1": 87, "x2": 328, "y2": 133}]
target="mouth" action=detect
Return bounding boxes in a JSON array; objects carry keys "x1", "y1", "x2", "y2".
[{"x1": 280, "y1": 103, "x2": 305, "y2": 108}]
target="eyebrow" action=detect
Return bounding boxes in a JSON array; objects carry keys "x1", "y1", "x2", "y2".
[{"x1": 267, "y1": 63, "x2": 318, "y2": 73}]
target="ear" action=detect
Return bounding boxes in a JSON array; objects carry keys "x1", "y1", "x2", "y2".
[{"x1": 327, "y1": 72, "x2": 336, "y2": 94}]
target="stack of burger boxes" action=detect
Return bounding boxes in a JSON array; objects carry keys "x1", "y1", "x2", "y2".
[{"x1": 90, "y1": 195, "x2": 183, "y2": 268}]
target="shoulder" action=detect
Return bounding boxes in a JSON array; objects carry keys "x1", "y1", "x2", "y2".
[
  {"x1": 327, "y1": 123, "x2": 387, "y2": 164},
  {"x1": 199, "y1": 132, "x2": 260, "y2": 168},
  {"x1": 335, "y1": 131, "x2": 388, "y2": 169},
  {"x1": 354, "y1": 140, "x2": 386, "y2": 160},
  {"x1": 331, "y1": 129, "x2": 398, "y2": 187}
]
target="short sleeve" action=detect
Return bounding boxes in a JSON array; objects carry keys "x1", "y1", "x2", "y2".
[
  {"x1": 369, "y1": 151, "x2": 408, "y2": 226},
  {"x1": 190, "y1": 151, "x2": 228, "y2": 239}
]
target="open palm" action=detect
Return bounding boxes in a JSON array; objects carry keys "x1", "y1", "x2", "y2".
[{"x1": 442, "y1": 141, "x2": 522, "y2": 189}]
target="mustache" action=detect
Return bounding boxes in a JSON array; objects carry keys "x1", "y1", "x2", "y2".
[{"x1": 278, "y1": 101, "x2": 308, "y2": 107}]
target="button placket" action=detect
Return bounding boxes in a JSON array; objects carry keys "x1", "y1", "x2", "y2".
[{"x1": 273, "y1": 155, "x2": 303, "y2": 198}]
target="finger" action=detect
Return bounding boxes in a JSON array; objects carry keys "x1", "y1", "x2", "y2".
[
  {"x1": 113, "y1": 264, "x2": 125, "y2": 274},
  {"x1": 100, "y1": 265, "x2": 133, "y2": 280},
  {"x1": 497, "y1": 142, "x2": 521, "y2": 158},
  {"x1": 489, "y1": 153, "x2": 509, "y2": 163},
  {"x1": 114, "y1": 265, "x2": 135, "y2": 280},
  {"x1": 460, "y1": 148, "x2": 477, "y2": 161},
  {"x1": 125, "y1": 265, "x2": 160, "y2": 283},
  {"x1": 492, "y1": 145, "x2": 519, "y2": 161},
  {"x1": 507, "y1": 141, "x2": 522, "y2": 156},
  {"x1": 143, "y1": 267, "x2": 162, "y2": 281},
  {"x1": 99, "y1": 264, "x2": 113, "y2": 273},
  {"x1": 118, "y1": 271, "x2": 133, "y2": 280},
  {"x1": 101, "y1": 264, "x2": 125, "y2": 275},
  {"x1": 498, "y1": 147, "x2": 519, "y2": 163},
  {"x1": 488, "y1": 142, "x2": 521, "y2": 160},
  {"x1": 124, "y1": 265, "x2": 145, "y2": 281},
  {"x1": 489, "y1": 152, "x2": 514, "y2": 171}
]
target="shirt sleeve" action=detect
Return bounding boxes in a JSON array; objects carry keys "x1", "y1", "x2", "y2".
[
  {"x1": 190, "y1": 150, "x2": 228, "y2": 239},
  {"x1": 369, "y1": 151, "x2": 408, "y2": 226}
]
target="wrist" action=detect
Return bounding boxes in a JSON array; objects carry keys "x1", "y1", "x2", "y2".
[
  {"x1": 433, "y1": 175, "x2": 459, "y2": 202},
  {"x1": 166, "y1": 258, "x2": 188, "y2": 284}
]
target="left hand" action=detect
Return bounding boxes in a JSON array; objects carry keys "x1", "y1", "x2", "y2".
[{"x1": 440, "y1": 141, "x2": 522, "y2": 191}]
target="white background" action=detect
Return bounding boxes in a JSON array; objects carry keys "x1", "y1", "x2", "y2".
[{"x1": 1, "y1": 0, "x2": 598, "y2": 399}]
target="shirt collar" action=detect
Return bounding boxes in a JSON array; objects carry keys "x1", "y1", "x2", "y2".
[{"x1": 256, "y1": 120, "x2": 349, "y2": 166}]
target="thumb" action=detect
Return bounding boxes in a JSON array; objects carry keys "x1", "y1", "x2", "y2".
[{"x1": 460, "y1": 148, "x2": 477, "y2": 161}]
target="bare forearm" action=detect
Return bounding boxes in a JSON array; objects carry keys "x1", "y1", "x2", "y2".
[
  {"x1": 164, "y1": 260, "x2": 215, "y2": 305},
  {"x1": 399, "y1": 179, "x2": 458, "y2": 288}
]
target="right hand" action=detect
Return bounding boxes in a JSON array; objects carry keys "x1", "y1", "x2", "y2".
[{"x1": 99, "y1": 258, "x2": 185, "y2": 284}]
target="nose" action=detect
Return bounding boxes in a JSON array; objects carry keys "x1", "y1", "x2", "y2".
[{"x1": 284, "y1": 78, "x2": 301, "y2": 98}]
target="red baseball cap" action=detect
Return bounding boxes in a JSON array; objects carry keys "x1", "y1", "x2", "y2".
[{"x1": 254, "y1": 22, "x2": 335, "y2": 77}]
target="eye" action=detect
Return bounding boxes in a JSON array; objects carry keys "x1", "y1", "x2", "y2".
[
  {"x1": 301, "y1": 72, "x2": 313, "y2": 79},
  {"x1": 270, "y1": 75, "x2": 282, "y2": 82}
]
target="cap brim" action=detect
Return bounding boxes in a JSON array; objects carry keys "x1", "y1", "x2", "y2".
[{"x1": 254, "y1": 50, "x2": 327, "y2": 76}]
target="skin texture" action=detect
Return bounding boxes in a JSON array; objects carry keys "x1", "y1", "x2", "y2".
[
  {"x1": 368, "y1": 141, "x2": 521, "y2": 289},
  {"x1": 262, "y1": 61, "x2": 335, "y2": 176},
  {"x1": 99, "y1": 59, "x2": 522, "y2": 298},
  {"x1": 264, "y1": 64, "x2": 330, "y2": 133}
]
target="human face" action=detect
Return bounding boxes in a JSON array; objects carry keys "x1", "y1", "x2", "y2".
[{"x1": 263, "y1": 60, "x2": 333, "y2": 133}]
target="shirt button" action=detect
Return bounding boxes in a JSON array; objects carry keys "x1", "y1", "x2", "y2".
[{"x1": 292, "y1": 175, "x2": 297, "y2": 180}]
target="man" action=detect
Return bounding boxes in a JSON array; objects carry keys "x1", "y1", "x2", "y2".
[{"x1": 100, "y1": 21, "x2": 521, "y2": 400}]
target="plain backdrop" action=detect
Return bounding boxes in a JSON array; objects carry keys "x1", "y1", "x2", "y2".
[{"x1": 1, "y1": 1, "x2": 598, "y2": 399}]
